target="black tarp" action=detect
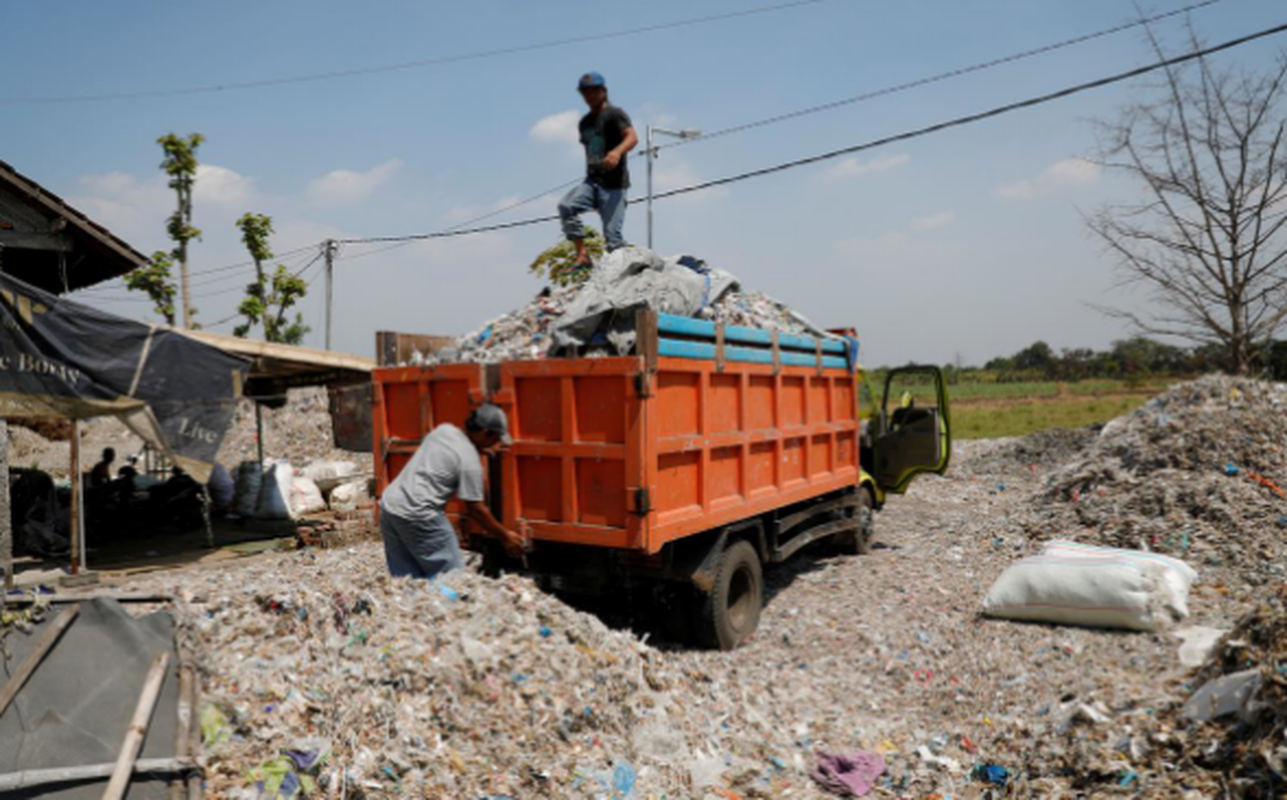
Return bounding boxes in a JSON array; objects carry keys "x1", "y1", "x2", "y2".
[
  {"x1": 0, "y1": 273, "x2": 249, "y2": 482},
  {"x1": 0, "y1": 599, "x2": 180, "y2": 800}
]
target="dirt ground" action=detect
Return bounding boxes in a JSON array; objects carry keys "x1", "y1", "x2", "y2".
[{"x1": 87, "y1": 436, "x2": 1250, "y2": 799}]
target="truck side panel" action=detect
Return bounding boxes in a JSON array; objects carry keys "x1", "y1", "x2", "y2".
[
  {"x1": 647, "y1": 357, "x2": 859, "y2": 552},
  {"x1": 371, "y1": 364, "x2": 488, "y2": 529},
  {"x1": 495, "y1": 355, "x2": 859, "y2": 555},
  {"x1": 494, "y1": 358, "x2": 646, "y2": 550}
]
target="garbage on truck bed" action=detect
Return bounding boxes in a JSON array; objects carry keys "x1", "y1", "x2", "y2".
[{"x1": 424, "y1": 246, "x2": 833, "y2": 365}]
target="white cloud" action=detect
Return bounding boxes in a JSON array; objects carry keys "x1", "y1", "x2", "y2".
[
  {"x1": 194, "y1": 164, "x2": 256, "y2": 206},
  {"x1": 529, "y1": 110, "x2": 581, "y2": 146},
  {"x1": 306, "y1": 159, "x2": 402, "y2": 206},
  {"x1": 825, "y1": 153, "x2": 910, "y2": 180},
  {"x1": 911, "y1": 211, "x2": 955, "y2": 230},
  {"x1": 997, "y1": 158, "x2": 1101, "y2": 199}
]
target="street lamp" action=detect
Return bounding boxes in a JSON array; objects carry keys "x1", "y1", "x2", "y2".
[{"x1": 645, "y1": 125, "x2": 701, "y2": 250}]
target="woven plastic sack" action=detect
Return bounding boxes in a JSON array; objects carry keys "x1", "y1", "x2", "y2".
[
  {"x1": 1040, "y1": 540, "x2": 1196, "y2": 618},
  {"x1": 256, "y1": 461, "x2": 294, "y2": 520},
  {"x1": 290, "y1": 476, "x2": 327, "y2": 516},
  {"x1": 982, "y1": 553, "x2": 1179, "y2": 632},
  {"x1": 234, "y1": 461, "x2": 263, "y2": 518}
]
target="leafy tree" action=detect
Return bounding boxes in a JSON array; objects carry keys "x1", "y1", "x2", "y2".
[
  {"x1": 1012, "y1": 341, "x2": 1055, "y2": 372},
  {"x1": 124, "y1": 251, "x2": 178, "y2": 326},
  {"x1": 157, "y1": 133, "x2": 204, "y2": 328},
  {"x1": 1089, "y1": 36, "x2": 1287, "y2": 374},
  {"x1": 233, "y1": 213, "x2": 310, "y2": 345},
  {"x1": 530, "y1": 227, "x2": 604, "y2": 287}
]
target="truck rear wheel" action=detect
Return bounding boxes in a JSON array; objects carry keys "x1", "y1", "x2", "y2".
[
  {"x1": 694, "y1": 540, "x2": 763, "y2": 650},
  {"x1": 835, "y1": 490, "x2": 874, "y2": 555}
]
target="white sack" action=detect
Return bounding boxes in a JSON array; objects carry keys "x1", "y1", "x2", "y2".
[
  {"x1": 290, "y1": 476, "x2": 327, "y2": 516},
  {"x1": 982, "y1": 554, "x2": 1179, "y2": 632},
  {"x1": 328, "y1": 479, "x2": 368, "y2": 512},
  {"x1": 303, "y1": 460, "x2": 358, "y2": 492},
  {"x1": 256, "y1": 461, "x2": 294, "y2": 520},
  {"x1": 1040, "y1": 540, "x2": 1196, "y2": 619}
]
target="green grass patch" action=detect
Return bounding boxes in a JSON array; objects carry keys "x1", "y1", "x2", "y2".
[
  {"x1": 946, "y1": 382, "x2": 1060, "y2": 401},
  {"x1": 951, "y1": 395, "x2": 1151, "y2": 439}
]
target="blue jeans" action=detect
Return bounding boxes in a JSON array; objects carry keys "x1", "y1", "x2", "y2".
[
  {"x1": 380, "y1": 508, "x2": 464, "y2": 579},
  {"x1": 559, "y1": 181, "x2": 627, "y2": 252}
]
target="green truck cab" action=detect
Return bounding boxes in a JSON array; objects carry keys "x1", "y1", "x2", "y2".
[{"x1": 855, "y1": 365, "x2": 952, "y2": 542}]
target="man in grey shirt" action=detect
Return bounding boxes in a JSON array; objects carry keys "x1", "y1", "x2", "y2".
[{"x1": 380, "y1": 403, "x2": 524, "y2": 579}]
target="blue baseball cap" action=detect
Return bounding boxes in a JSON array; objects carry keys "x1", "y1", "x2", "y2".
[{"x1": 578, "y1": 72, "x2": 606, "y2": 91}]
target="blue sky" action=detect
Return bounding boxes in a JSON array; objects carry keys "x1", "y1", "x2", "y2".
[{"x1": 3, "y1": 0, "x2": 1282, "y2": 365}]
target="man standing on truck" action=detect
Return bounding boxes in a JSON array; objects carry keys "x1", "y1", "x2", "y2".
[
  {"x1": 379, "y1": 403, "x2": 525, "y2": 579},
  {"x1": 557, "y1": 71, "x2": 639, "y2": 271}
]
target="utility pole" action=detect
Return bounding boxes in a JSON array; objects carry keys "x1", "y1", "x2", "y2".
[
  {"x1": 324, "y1": 240, "x2": 337, "y2": 351},
  {"x1": 645, "y1": 126, "x2": 702, "y2": 250}
]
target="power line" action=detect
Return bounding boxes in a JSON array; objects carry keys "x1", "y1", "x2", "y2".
[
  {"x1": 76, "y1": 247, "x2": 320, "y2": 298},
  {"x1": 2, "y1": 0, "x2": 837, "y2": 105},
  {"x1": 334, "y1": 178, "x2": 581, "y2": 258},
  {"x1": 332, "y1": 20, "x2": 1287, "y2": 247},
  {"x1": 650, "y1": 20, "x2": 1287, "y2": 200},
  {"x1": 656, "y1": 0, "x2": 1226, "y2": 150}
]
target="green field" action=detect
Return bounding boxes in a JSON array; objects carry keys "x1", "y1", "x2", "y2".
[{"x1": 942, "y1": 379, "x2": 1169, "y2": 440}]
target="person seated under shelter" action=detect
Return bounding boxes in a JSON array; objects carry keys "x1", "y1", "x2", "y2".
[{"x1": 89, "y1": 447, "x2": 115, "y2": 489}]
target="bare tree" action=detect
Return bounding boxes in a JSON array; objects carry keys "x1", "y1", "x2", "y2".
[{"x1": 1090, "y1": 34, "x2": 1287, "y2": 374}]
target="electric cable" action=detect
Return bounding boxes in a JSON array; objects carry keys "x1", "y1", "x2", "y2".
[
  {"x1": 654, "y1": 0, "x2": 1226, "y2": 150},
  {"x1": 334, "y1": 20, "x2": 1287, "y2": 246},
  {"x1": 2, "y1": 0, "x2": 837, "y2": 105}
]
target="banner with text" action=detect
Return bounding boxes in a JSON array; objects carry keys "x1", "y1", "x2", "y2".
[{"x1": 0, "y1": 273, "x2": 249, "y2": 481}]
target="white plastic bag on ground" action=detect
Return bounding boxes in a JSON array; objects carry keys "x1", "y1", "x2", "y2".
[
  {"x1": 328, "y1": 479, "x2": 368, "y2": 512},
  {"x1": 234, "y1": 461, "x2": 263, "y2": 518},
  {"x1": 290, "y1": 476, "x2": 327, "y2": 516},
  {"x1": 982, "y1": 550, "x2": 1189, "y2": 632},
  {"x1": 303, "y1": 460, "x2": 358, "y2": 492},
  {"x1": 256, "y1": 461, "x2": 294, "y2": 520},
  {"x1": 1040, "y1": 540, "x2": 1197, "y2": 618}
]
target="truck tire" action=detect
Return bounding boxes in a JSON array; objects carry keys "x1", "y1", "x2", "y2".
[
  {"x1": 694, "y1": 540, "x2": 763, "y2": 650},
  {"x1": 836, "y1": 490, "x2": 874, "y2": 556}
]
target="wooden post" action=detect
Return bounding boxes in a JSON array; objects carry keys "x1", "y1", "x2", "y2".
[
  {"x1": 0, "y1": 418, "x2": 11, "y2": 591},
  {"x1": 69, "y1": 420, "x2": 81, "y2": 575},
  {"x1": 254, "y1": 403, "x2": 265, "y2": 470},
  {"x1": 102, "y1": 650, "x2": 171, "y2": 800}
]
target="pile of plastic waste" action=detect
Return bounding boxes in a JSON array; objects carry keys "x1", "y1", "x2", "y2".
[
  {"x1": 429, "y1": 247, "x2": 827, "y2": 365},
  {"x1": 149, "y1": 545, "x2": 832, "y2": 799},
  {"x1": 1014, "y1": 376, "x2": 1287, "y2": 587},
  {"x1": 1055, "y1": 587, "x2": 1287, "y2": 797}
]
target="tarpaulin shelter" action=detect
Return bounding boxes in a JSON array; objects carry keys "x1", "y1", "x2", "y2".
[
  {"x1": 0, "y1": 272, "x2": 249, "y2": 584},
  {"x1": 0, "y1": 273, "x2": 249, "y2": 480}
]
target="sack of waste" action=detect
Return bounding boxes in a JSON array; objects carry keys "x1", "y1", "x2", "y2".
[
  {"x1": 256, "y1": 461, "x2": 295, "y2": 520},
  {"x1": 234, "y1": 461, "x2": 264, "y2": 518},
  {"x1": 302, "y1": 460, "x2": 358, "y2": 492},
  {"x1": 290, "y1": 476, "x2": 327, "y2": 516},
  {"x1": 982, "y1": 542, "x2": 1196, "y2": 631}
]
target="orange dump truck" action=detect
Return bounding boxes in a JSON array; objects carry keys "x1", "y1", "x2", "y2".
[{"x1": 373, "y1": 310, "x2": 950, "y2": 648}]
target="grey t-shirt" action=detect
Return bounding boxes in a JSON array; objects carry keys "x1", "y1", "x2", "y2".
[{"x1": 380, "y1": 423, "x2": 485, "y2": 519}]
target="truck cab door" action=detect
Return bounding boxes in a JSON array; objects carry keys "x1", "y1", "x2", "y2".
[{"x1": 874, "y1": 366, "x2": 951, "y2": 493}]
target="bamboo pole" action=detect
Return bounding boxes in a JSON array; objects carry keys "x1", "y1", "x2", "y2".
[
  {"x1": 0, "y1": 604, "x2": 79, "y2": 717},
  {"x1": 0, "y1": 757, "x2": 198, "y2": 792},
  {"x1": 102, "y1": 650, "x2": 171, "y2": 800},
  {"x1": 1, "y1": 418, "x2": 12, "y2": 592},
  {"x1": 69, "y1": 420, "x2": 81, "y2": 575}
]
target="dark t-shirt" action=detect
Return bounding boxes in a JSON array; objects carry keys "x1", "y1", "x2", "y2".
[{"x1": 580, "y1": 104, "x2": 633, "y2": 190}]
